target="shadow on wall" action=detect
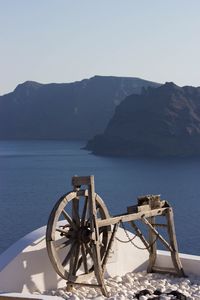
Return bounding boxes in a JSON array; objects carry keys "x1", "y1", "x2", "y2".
[
  {"x1": 0, "y1": 227, "x2": 150, "y2": 294},
  {"x1": 0, "y1": 238, "x2": 63, "y2": 293}
]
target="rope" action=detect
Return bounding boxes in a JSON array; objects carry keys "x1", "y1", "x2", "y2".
[
  {"x1": 115, "y1": 221, "x2": 137, "y2": 243},
  {"x1": 115, "y1": 221, "x2": 158, "y2": 250}
]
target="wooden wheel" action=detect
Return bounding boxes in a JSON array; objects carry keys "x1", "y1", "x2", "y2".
[{"x1": 46, "y1": 189, "x2": 111, "y2": 283}]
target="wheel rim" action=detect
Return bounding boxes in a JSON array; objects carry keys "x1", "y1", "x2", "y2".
[{"x1": 46, "y1": 189, "x2": 111, "y2": 282}]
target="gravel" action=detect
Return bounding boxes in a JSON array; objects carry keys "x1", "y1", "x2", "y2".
[{"x1": 43, "y1": 271, "x2": 200, "y2": 299}]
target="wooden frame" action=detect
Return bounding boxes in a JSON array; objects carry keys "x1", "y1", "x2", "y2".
[{"x1": 46, "y1": 176, "x2": 185, "y2": 297}]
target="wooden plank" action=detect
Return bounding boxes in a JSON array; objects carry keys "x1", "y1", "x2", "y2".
[
  {"x1": 97, "y1": 207, "x2": 168, "y2": 227},
  {"x1": 68, "y1": 281, "x2": 102, "y2": 288},
  {"x1": 152, "y1": 266, "x2": 179, "y2": 274}
]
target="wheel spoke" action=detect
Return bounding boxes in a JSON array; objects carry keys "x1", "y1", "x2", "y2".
[
  {"x1": 75, "y1": 243, "x2": 89, "y2": 273},
  {"x1": 76, "y1": 256, "x2": 82, "y2": 272},
  {"x1": 85, "y1": 243, "x2": 93, "y2": 260},
  {"x1": 81, "y1": 196, "x2": 88, "y2": 226},
  {"x1": 56, "y1": 238, "x2": 73, "y2": 250},
  {"x1": 68, "y1": 242, "x2": 79, "y2": 278},
  {"x1": 72, "y1": 243, "x2": 80, "y2": 275},
  {"x1": 59, "y1": 224, "x2": 70, "y2": 228},
  {"x1": 46, "y1": 189, "x2": 110, "y2": 281},
  {"x1": 62, "y1": 241, "x2": 76, "y2": 267},
  {"x1": 62, "y1": 209, "x2": 77, "y2": 229},
  {"x1": 56, "y1": 228, "x2": 68, "y2": 234},
  {"x1": 72, "y1": 198, "x2": 80, "y2": 226},
  {"x1": 81, "y1": 243, "x2": 89, "y2": 273}
]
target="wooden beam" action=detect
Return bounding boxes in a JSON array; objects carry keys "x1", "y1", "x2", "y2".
[{"x1": 97, "y1": 207, "x2": 168, "y2": 227}]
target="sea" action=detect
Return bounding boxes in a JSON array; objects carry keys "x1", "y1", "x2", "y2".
[{"x1": 0, "y1": 140, "x2": 200, "y2": 256}]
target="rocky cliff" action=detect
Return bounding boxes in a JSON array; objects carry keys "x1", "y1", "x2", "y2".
[
  {"x1": 86, "y1": 82, "x2": 200, "y2": 157},
  {"x1": 0, "y1": 76, "x2": 159, "y2": 140}
]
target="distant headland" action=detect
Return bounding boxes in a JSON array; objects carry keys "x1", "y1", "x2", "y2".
[
  {"x1": 86, "y1": 82, "x2": 200, "y2": 157},
  {"x1": 1, "y1": 76, "x2": 200, "y2": 157},
  {"x1": 0, "y1": 76, "x2": 159, "y2": 140}
]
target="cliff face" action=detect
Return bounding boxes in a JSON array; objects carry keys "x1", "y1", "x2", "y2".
[
  {"x1": 0, "y1": 76, "x2": 159, "y2": 140},
  {"x1": 86, "y1": 82, "x2": 200, "y2": 157}
]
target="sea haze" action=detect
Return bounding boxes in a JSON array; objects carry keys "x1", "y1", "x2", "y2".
[{"x1": 0, "y1": 140, "x2": 200, "y2": 255}]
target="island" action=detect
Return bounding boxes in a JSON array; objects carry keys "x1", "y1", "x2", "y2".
[{"x1": 86, "y1": 82, "x2": 200, "y2": 157}]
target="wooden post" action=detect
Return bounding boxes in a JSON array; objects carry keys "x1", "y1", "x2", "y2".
[
  {"x1": 147, "y1": 216, "x2": 157, "y2": 273},
  {"x1": 165, "y1": 208, "x2": 185, "y2": 277},
  {"x1": 88, "y1": 176, "x2": 108, "y2": 297}
]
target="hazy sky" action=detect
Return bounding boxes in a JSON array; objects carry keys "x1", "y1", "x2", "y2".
[{"x1": 0, "y1": 0, "x2": 200, "y2": 95}]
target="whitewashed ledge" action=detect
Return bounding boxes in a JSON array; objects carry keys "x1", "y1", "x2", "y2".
[{"x1": 0, "y1": 225, "x2": 200, "y2": 299}]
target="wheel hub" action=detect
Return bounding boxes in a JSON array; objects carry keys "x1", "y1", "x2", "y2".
[{"x1": 77, "y1": 226, "x2": 92, "y2": 243}]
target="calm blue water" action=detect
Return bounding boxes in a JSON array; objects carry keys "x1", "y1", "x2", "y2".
[{"x1": 0, "y1": 140, "x2": 200, "y2": 255}]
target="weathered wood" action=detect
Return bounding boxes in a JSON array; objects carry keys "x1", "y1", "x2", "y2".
[
  {"x1": 46, "y1": 183, "x2": 111, "y2": 283},
  {"x1": 129, "y1": 221, "x2": 150, "y2": 251},
  {"x1": 147, "y1": 216, "x2": 157, "y2": 273},
  {"x1": 68, "y1": 281, "x2": 103, "y2": 288},
  {"x1": 81, "y1": 196, "x2": 88, "y2": 226},
  {"x1": 102, "y1": 222, "x2": 119, "y2": 273},
  {"x1": 166, "y1": 208, "x2": 185, "y2": 277},
  {"x1": 88, "y1": 176, "x2": 108, "y2": 297},
  {"x1": 91, "y1": 241, "x2": 108, "y2": 296},
  {"x1": 46, "y1": 175, "x2": 185, "y2": 297},
  {"x1": 97, "y1": 207, "x2": 167, "y2": 227},
  {"x1": 72, "y1": 197, "x2": 80, "y2": 227},
  {"x1": 151, "y1": 266, "x2": 180, "y2": 274},
  {"x1": 141, "y1": 216, "x2": 173, "y2": 252},
  {"x1": 81, "y1": 243, "x2": 89, "y2": 273},
  {"x1": 62, "y1": 209, "x2": 77, "y2": 230}
]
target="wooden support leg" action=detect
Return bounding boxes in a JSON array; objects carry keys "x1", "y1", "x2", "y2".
[
  {"x1": 91, "y1": 241, "x2": 108, "y2": 297},
  {"x1": 166, "y1": 208, "x2": 185, "y2": 277},
  {"x1": 88, "y1": 176, "x2": 108, "y2": 297},
  {"x1": 147, "y1": 216, "x2": 157, "y2": 273}
]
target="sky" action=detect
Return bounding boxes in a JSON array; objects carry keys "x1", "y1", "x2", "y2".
[{"x1": 0, "y1": 0, "x2": 200, "y2": 95}]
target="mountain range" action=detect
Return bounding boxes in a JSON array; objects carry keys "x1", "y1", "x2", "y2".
[
  {"x1": 86, "y1": 82, "x2": 200, "y2": 157},
  {"x1": 0, "y1": 76, "x2": 159, "y2": 140}
]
